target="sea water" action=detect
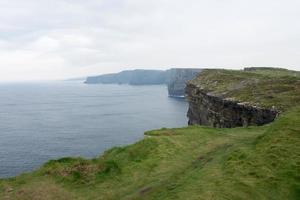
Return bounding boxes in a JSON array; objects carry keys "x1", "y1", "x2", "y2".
[{"x1": 0, "y1": 81, "x2": 188, "y2": 178}]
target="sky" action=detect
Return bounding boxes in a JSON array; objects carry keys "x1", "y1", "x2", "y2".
[{"x1": 0, "y1": 0, "x2": 300, "y2": 81}]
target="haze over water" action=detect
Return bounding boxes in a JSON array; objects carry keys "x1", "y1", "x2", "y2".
[{"x1": 0, "y1": 82, "x2": 188, "y2": 178}]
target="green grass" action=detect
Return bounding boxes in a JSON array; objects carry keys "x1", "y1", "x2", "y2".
[
  {"x1": 244, "y1": 67, "x2": 300, "y2": 77},
  {"x1": 1, "y1": 106, "x2": 299, "y2": 200},
  {"x1": 189, "y1": 68, "x2": 300, "y2": 110},
  {"x1": 1, "y1": 67, "x2": 299, "y2": 199}
]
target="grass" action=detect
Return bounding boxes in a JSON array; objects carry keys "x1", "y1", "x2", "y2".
[
  {"x1": 1, "y1": 106, "x2": 299, "y2": 200},
  {"x1": 1, "y1": 67, "x2": 299, "y2": 199},
  {"x1": 244, "y1": 67, "x2": 300, "y2": 77},
  {"x1": 189, "y1": 68, "x2": 300, "y2": 111}
]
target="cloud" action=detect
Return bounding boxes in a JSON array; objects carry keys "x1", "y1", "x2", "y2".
[{"x1": 0, "y1": 0, "x2": 300, "y2": 81}]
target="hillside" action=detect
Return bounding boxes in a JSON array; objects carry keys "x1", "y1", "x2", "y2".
[
  {"x1": 1, "y1": 68, "x2": 299, "y2": 200},
  {"x1": 84, "y1": 70, "x2": 167, "y2": 85}
]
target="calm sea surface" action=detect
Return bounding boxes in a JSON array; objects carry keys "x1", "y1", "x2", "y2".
[{"x1": 0, "y1": 81, "x2": 188, "y2": 178}]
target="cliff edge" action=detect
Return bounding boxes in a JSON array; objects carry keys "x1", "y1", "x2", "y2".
[{"x1": 186, "y1": 68, "x2": 300, "y2": 127}]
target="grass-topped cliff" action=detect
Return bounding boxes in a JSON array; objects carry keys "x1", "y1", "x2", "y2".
[
  {"x1": 189, "y1": 67, "x2": 300, "y2": 111},
  {"x1": 1, "y1": 68, "x2": 299, "y2": 200}
]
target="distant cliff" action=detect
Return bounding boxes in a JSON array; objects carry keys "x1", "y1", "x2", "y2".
[
  {"x1": 85, "y1": 68, "x2": 202, "y2": 97},
  {"x1": 166, "y1": 68, "x2": 202, "y2": 97},
  {"x1": 85, "y1": 70, "x2": 167, "y2": 85}
]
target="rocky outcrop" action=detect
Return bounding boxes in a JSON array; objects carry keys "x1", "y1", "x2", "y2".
[
  {"x1": 166, "y1": 68, "x2": 202, "y2": 97},
  {"x1": 186, "y1": 83, "x2": 278, "y2": 128}
]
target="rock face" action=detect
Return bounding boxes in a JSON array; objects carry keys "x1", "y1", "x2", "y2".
[
  {"x1": 166, "y1": 68, "x2": 202, "y2": 97},
  {"x1": 85, "y1": 70, "x2": 167, "y2": 85},
  {"x1": 186, "y1": 83, "x2": 278, "y2": 128}
]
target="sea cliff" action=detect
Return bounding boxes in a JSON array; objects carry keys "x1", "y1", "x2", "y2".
[
  {"x1": 186, "y1": 68, "x2": 300, "y2": 127},
  {"x1": 84, "y1": 69, "x2": 167, "y2": 85},
  {"x1": 186, "y1": 84, "x2": 278, "y2": 127},
  {"x1": 85, "y1": 68, "x2": 203, "y2": 97},
  {"x1": 166, "y1": 68, "x2": 202, "y2": 97}
]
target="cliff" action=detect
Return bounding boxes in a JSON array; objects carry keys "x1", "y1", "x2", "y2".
[
  {"x1": 85, "y1": 69, "x2": 167, "y2": 85},
  {"x1": 166, "y1": 68, "x2": 202, "y2": 97},
  {"x1": 186, "y1": 68, "x2": 300, "y2": 127},
  {"x1": 85, "y1": 68, "x2": 203, "y2": 97},
  {"x1": 186, "y1": 84, "x2": 278, "y2": 127}
]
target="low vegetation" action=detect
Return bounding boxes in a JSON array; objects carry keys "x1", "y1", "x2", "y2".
[
  {"x1": 0, "y1": 105, "x2": 299, "y2": 200},
  {"x1": 189, "y1": 68, "x2": 300, "y2": 110},
  {"x1": 1, "y1": 67, "x2": 299, "y2": 200}
]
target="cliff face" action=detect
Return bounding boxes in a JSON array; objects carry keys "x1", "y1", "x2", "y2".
[
  {"x1": 166, "y1": 68, "x2": 202, "y2": 97},
  {"x1": 185, "y1": 68, "x2": 300, "y2": 128},
  {"x1": 129, "y1": 70, "x2": 167, "y2": 85},
  {"x1": 186, "y1": 83, "x2": 278, "y2": 128}
]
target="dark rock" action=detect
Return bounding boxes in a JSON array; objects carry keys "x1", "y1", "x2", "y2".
[{"x1": 186, "y1": 83, "x2": 278, "y2": 128}]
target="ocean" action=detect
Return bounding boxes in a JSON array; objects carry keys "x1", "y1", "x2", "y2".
[{"x1": 0, "y1": 81, "x2": 188, "y2": 178}]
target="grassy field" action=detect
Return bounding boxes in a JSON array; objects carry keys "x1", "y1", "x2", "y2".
[{"x1": 1, "y1": 68, "x2": 299, "y2": 200}]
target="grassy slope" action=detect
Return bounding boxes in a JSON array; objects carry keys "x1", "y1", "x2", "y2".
[{"x1": 1, "y1": 68, "x2": 300, "y2": 200}]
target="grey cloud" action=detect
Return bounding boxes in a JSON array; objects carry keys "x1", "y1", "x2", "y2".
[{"x1": 0, "y1": 0, "x2": 300, "y2": 81}]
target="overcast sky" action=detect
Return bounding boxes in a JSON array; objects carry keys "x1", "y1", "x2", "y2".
[{"x1": 0, "y1": 0, "x2": 300, "y2": 81}]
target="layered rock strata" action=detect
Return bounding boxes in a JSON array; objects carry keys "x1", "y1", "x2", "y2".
[{"x1": 186, "y1": 83, "x2": 278, "y2": 128}]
